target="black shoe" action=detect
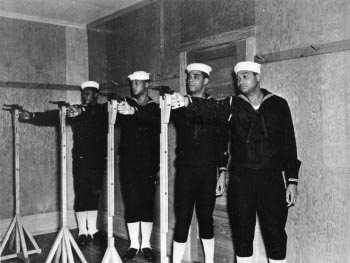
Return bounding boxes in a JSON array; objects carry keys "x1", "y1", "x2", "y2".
[
  {"x1": 87, "y1": 231, "x2": 106, "y2": 244},
  {"x1": 122, "y1": 248, "x2": 138, "y2": 261},
  {"x1": 78, "y1": 234, "x2": 88, "y2": 246},
  {"x1": 142, "y1": 248, "x2": 155, "y2": 260},
  {"x1": 86, "y1": 234, "x2": 92, "y2": 244}
]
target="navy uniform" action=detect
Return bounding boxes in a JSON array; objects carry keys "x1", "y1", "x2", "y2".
[
  {"x1": 117, "y1": 71, "x2": 160, "y2": 261},
  {"x1": 118, "y1": 96, "x2": 159, "y2": 223},
  {"x1": 20, "y1": 81, "x2": 107, "y2": 245},
  {"x1": 172, "y1": 63, "x2": 229, "y2": 263},
  {"x1": 173, "y1": 62, "x2": 301, "y2": 263}
]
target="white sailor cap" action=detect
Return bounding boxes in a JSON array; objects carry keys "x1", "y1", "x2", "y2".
[
  {"x1": 234, "y1": 61, "x2": 261, "y2": 74},
  {"x1": 81, "y1": 81, "x2": 99, "y2": 90},
  {"x1": 128, "y1": 71, "x2": 150, "y2": 81},
  {"x1": 186, "y1": 63, "x2": 212, "y2": 76}
]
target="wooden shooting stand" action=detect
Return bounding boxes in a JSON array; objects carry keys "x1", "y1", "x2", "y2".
[
  {"x1": 0, "y1": 108, "x2": 42, "y2": 262},
  {"x1": 101, "y1": 100, "x2": 122, "y2": 263},
  {"x1": 45, "y1": 105, "x2": 87, "y2": 263},
  {"x1": 159, "y1": 94, "x2": 171, "y2": 263}
]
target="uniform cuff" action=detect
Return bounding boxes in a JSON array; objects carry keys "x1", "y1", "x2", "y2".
[{"x1": 288, "y1": 178, "x2": 298, "y2": 185}]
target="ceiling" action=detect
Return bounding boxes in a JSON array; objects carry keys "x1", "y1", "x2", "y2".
[{"x1": 0, "y1": 0, "x2": 144, "y2": 28}]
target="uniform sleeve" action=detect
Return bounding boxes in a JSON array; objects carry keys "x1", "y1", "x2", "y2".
[
  {"x1": 283, "y1": 101, "x2": 301, "y2": 185},
  {"x1": 20, "y1": 110, "x2": 59, "y2": 126},
  {"x1": 186, "y1": 96, "x2": 233, "y2": 124}
]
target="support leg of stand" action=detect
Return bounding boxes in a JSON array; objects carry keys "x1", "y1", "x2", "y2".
[
  {"x1": 0, "y1": 217, "x2": 17, "y2": 254},
  {"x1": 0, "y1": 215, "x2": 42, "y2": 262},
  {"x1": 66, "y1": 228, "x2": 87, "y2": 263},
  {"x1": 8, "y1": 229, "x2": 15, "y2": 251},
  {"x1": 45, "y1": 228, "x2": 87, "y2": 263},
  {"x1": 63, "y1": 230, "x2": 74, "y2": 263},
  {"x1": 16, "y1": 217, "x2": 29, "y2": 259},
  {"x1": 101, "y1": 241, "x2": 122, "y2": 263},
  {"x1": 54, "y1": 242, "x2": 62, "y2": 263},
  {"x1": 101, "y1": 249, "x2": 111, "y2": 263},
  {"x1": 15, "y1": 223, "x2": 20, "y2": 254},
  {"x1": 22, "y1": 223, "x2": 41, "y2": 252},
  {"x1": 45, "y1": 228, "x2": 64, "y2": 263},
  {"x1": 62, "y1": 238, "x2": 67, "y2": 263}
]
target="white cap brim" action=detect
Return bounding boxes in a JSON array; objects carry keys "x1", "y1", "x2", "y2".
[
  {"x1": 234, "y1": 61, "x2": 261, "y2": 74},
  {"x1": 186, "y1": 63, "x2": 212, "y2": 75},
  {"x1": 128, "y1": 71, "x2": 150, "y2": 80},
  {"x1": 81, "y1": 81, "x2": 99, "y2": 90}
]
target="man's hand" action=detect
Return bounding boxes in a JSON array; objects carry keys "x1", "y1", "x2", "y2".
[
  {"x1": 216, "y1": 171, "x2": 227, "y2": 196},
  {"x1": 171, "y1": 93, "x2": 188, "y2": 109},
  {"x1": 67, "y1": 105, "x2": 82, "y2": 118},
  {"x1": 286, "y1": 184, "x2": 298, "y2": 207},
  {"x1": 117, "y1": 101, "x2": 135, "y2": 115},
  {"x1": 19, "y1": 110, "x2": 33, "y2": 120}
]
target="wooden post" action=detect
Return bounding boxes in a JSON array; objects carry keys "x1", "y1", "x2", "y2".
[
  {"x1": 102, "y1": 100, "x2": 122, "y2": 263},
  {"x1": 0, "y1": 108, "x2": 42, "y2": 262},
  {"x1": 160, "y1": 94, "x2": 171, "y2": 263},
  {"x1": 45, "y1": 106, "x2": 87, "y2": 263}
]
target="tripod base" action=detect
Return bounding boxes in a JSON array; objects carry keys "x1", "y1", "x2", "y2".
[
  {"x1": 0, "y1": 215, "x2": 42, "y2": 262},
  {"x1": 101, "y1": 237, "x2": 122, "y2": 263},
  {"x1": 45, "y1": 227, "x2": 87, "y2": 263}
]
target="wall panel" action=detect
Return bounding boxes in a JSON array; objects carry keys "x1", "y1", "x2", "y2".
[
  {"x1": 104, "y1": 1, "x2": 161, "y2": 83},
  {"x1": 258, "y1": 52, "x2": 350, "y2": 263},
  {"x1": 88, "y1": 26, "x2": 109, "y2": 83},
  {"x1": 0, "y1": 16, "x2": 88, "y2": 235},
  {"x1": 256, "y1": 0, "x2": 350, "y2": 54},
  {"x1": 66, "y1": 27, "x2": 89, "y2": 85},
  {"x1": 162, "y1": 0, "x2": 181, "y2": 74},
  {"x1": 181, "y1": 0, "x2": 254, "y2": 43},
  {"x1": 0, "y1": 17, "x2": 66, "y2": 84},
  {"x1": 0, "y1": 88, "x2": 66, "y2": 218}
]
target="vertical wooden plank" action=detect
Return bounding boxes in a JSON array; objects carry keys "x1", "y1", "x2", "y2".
[
  {"x1": 14, "y1": 110, "x2": 20, "y2": 216},
  {"x1": 245, "y1": 37, "x2": 256, "y2": 61},
  {"x1": 179, "y1": 52, "x2": 187, "y2": 94},
  {"x1": 60, "y1": 107, "x2": 67, "y2": 227}
]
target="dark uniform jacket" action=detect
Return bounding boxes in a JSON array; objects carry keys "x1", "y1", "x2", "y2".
[
  {"x1": 117, "y1": 97, "x2": 160, "y2": 174},
  {"x1": 186, "y1": 89, "x2": 301, "y2": 185},
  {"x1": 172, "y1": 94, "x2": 229, "y2": 170}
]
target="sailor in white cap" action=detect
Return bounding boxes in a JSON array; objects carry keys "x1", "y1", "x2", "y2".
[
  {"x1": 19, "y1": 80, "x2": 108, "y2": 246},
  {"x1": 171, "y1": 63, "x2": 229, "y2": 263},
  {"x1": 170, "y1": 61, "x2": 301, "y2": 263},
  {"x1": 116, "y1": 71, "x2": 159, "y2": 261}
]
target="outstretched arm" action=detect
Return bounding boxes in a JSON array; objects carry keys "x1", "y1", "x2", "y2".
[
  {"x1": 117, "y1": 99, "x2": 160, "y2": 125},
  {"x1": 19, "y1": 109, "x2": 59, "y2": 126},
  {"x1": 171, "y1": 92, "x2": 233, "y2": 124}
]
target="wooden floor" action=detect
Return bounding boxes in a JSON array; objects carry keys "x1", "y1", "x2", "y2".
[{"x1": 1, "y1": 229, "x2": 160, "y2": 263}]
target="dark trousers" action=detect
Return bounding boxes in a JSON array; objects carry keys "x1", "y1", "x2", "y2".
[
  {"x1": 229, "y1": 168, "x2": 288, "y2": 260},
  {"x1": 73, "y1": 157, "x2": 105, "y2": 212},
  {"x1": 121, "y1": 165, "x2": 157, "y2": 223},
  {"x1": 174, "y1": 165, "x2": 217, "y2": 243}
]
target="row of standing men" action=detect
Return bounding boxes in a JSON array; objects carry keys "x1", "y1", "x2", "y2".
[{"x1": 19, "y1": 61, "x2": 301, "y2": 263}]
